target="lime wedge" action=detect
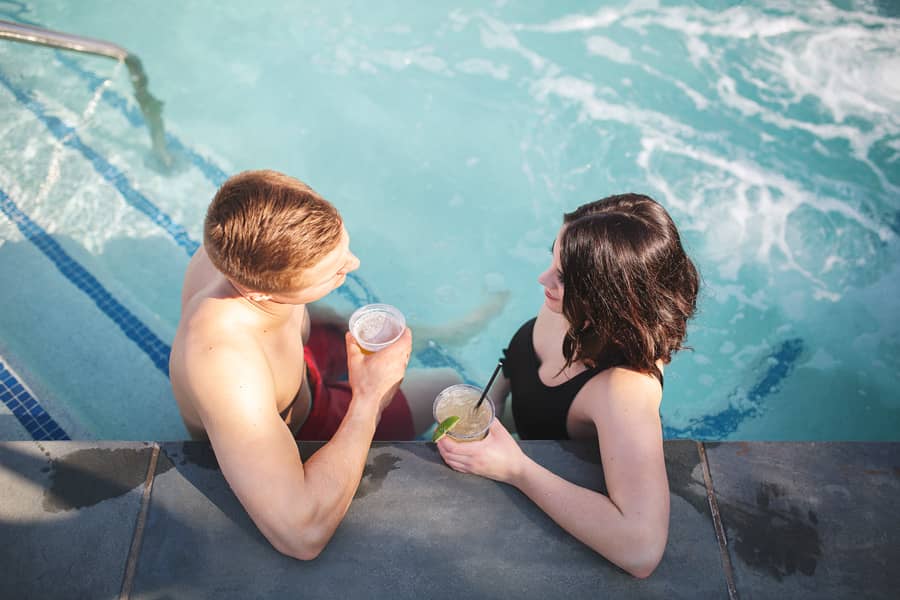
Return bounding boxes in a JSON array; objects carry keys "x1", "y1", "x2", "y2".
[{"x1": 432, "y1": 415, "x2": 461, "y2": 442}]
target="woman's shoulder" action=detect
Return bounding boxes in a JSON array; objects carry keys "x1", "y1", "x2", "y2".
[{"x1": 580, "y1": 365, "x2": 663, "y2": 415}]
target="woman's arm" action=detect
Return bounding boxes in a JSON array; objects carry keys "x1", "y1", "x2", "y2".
[{"x1": 436, "y1": 369, "x2": 668, "y2": 578}]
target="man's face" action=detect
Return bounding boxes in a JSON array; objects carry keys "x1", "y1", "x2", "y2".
[{"x1": 269, "y1": 226, "x2": 360, "y2": 305}]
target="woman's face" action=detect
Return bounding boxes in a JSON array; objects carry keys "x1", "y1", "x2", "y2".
[{"x1": 537, "y1": 228, "x2": 565, "y2": 314}]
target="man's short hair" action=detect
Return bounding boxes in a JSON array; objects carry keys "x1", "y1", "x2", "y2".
[{"x1": 203, "y1": 170, "x2": 343, "y2": 293}]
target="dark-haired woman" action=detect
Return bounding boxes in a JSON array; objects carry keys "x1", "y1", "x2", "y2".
[{"x1": 437, "y1": 194, "x2": 699, "y2": 578}]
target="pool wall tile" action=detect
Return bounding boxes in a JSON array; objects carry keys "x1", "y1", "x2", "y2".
[
  {"x1": 0, "y1": 359, "x2": 68, "y2": 441},
  {"x1": 0, "y1": 186, "x2": 171, "y2": 378}
]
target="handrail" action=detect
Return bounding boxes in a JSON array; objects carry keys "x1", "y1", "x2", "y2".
[{"x1": 0, "y1": 19, "x2": 172, "y2": 166}]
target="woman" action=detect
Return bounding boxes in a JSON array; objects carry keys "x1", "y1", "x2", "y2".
[{"x1": 437, "y1": 193, "x2": 699, "y2": 578}]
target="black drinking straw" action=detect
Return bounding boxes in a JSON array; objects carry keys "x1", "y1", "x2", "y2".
[{"x1": 474, "y1": 358, "x2": 504, "y2": 411}]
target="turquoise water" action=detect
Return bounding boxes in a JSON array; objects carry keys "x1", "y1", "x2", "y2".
[{"x1": 0, "y1": 0, "x2": 898, "y2": 440}]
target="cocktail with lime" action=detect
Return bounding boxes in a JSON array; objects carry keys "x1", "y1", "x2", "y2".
[{"x1": 432, "y1": 384, "x2": 494, "y2": 441}]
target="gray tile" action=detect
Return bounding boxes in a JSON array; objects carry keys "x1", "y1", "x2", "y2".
[
  {"x1": 133, "y1": 440, "x2": 726, "y2": 599},
  {"x1": 0, "y1": 441, "x2": 153, "y2": 600},
  {"x1": 705, "y1": 442, "x2": 900, "y2": 599}
]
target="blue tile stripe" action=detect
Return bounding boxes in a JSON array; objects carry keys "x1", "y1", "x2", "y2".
[
  {"x1": 0, "y1": 186, "x2": 171, "y2": 377},
  {"x1": 5, "y1": 51, "x2": 470, "y2": 379},
  {"x1": 2, "y1": 25, "x2": 473, "y2": 399},
  {"x1": 53, "y1": 52, "x2": 231, "y2": 188},
  {"x1": 0, "y1": 59, "x2": 380, "y2": 312},
  {"x1": 0, "y1": 68, "x2": 199, "y2": 256},
  {"x1": 663, "y1": 338, "x2": 804, "y2": 439},
  {"x1": 7, "y1": 14, "x2": 802, "y2": 440},
  {"x1": 53, "y1": 52, "x2": 384, "y2": 310},
  {"x1": 0, "y1": 8, "x2": 231, "y2": 187},
  {"x1": 0, "y1": 5, "x2": 849, "y2": 443},
  {"x1": 0, "y1": 358, "x2": 70, "y2": 441}
]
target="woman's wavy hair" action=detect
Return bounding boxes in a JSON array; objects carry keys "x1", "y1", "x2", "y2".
[{"x1": 559, "y1": 193, "x2": 699, "y2": 381}]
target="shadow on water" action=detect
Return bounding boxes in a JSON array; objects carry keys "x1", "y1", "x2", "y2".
[
  {"x1": 0, "y1": 227, "x2": 185, "y2": 333},
  {"x1": 0, "y1": 231, "x2": 189, "y2": 439},
  {"x1": 96, "y1": 235, "x2": 187, "y2": 330}
]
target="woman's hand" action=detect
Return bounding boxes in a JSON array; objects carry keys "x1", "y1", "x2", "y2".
[{"x1": 436, "y1": 419, "x2": 528, "y2": 485}]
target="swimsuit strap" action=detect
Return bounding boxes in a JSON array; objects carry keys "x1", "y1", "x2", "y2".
[{"x1": 279, "y1": 364, "x2": 315, "y2": 431}]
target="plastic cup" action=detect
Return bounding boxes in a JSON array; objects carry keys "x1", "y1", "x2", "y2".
[
  {"x1": 348, "y1": 303, "x2": 406, "y2": 352},
  {"x1": 432, "y1": 384, "x2": 495, "y2": 441}
]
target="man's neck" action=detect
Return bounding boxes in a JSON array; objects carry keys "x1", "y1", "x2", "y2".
[{"x1": 226, "y1": 279, "x2": 300, "y2": 326}]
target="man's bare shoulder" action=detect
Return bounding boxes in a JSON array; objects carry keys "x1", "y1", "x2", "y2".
[
  {"x1": 182, "y1": 298, "x2": 256, "y2": 351},
  {"x1": 176, "y1": 290, "x2": 268, "y2": 371},
  {"x1": 171, "y1": 290, "x2": 273, "y2": 413},
  {"x1": 176, "y1": 249, "x2": 262, "y2": 357}
]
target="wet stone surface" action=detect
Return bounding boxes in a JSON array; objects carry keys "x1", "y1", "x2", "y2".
[
  {"x1": 132, "y1": 441, "x2": 726, "y2": 600},
  {"x1": 0, "y1": 441, "x2": 152, "y2": 600},
  {"x1": 4, "y1": 440, "x2": 896, "y2": 599},
  {"x1": 705, "y1": 442, "x2": 900, "y2": 599}
]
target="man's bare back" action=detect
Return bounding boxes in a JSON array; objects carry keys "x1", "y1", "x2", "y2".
[{"x1": 170, "y1": 247, "x2": 313, "y2": 439}]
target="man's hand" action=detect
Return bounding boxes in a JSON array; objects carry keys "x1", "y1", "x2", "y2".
[{"x1": 346, "y1": 328, "x2": 412, "y2": 413}]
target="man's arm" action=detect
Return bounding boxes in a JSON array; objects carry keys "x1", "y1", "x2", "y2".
[{"x1": 185, "y1": 330, "x2": 412, "y2": 560}]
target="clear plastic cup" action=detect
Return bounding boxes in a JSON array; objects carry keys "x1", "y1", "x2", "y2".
[
  {"x1": 432, "y1": 384, "x2": 495, "y2": 441},
  {"x1": 348, "y1": 303, "x2": 406, "y2": 352}
]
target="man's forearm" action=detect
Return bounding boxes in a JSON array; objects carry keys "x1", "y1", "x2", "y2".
[{"x1": 289, "y1": 395, "x2": 379, "y2": 556}]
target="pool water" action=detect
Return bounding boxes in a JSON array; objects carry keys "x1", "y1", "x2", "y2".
[{"x1": 0, "y1": 0, "x2": 898, "y2": 440}]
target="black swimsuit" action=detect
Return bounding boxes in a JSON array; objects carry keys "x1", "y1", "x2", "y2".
[{"x1": 502, "y1": 318, "x2": 662, "y2": 440}]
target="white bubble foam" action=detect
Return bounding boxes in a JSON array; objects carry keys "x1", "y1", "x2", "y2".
[
  {"x1": 352, "y1": 312, "x2": 402, "y2": 344},
  {"x1": 585, "y1": 36, "x2": 632, "y2": 63},
  {"x1": 455, "y1": 58, "x2": 510, "y2": 80}
]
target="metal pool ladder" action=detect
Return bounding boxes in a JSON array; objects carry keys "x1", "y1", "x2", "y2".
[{"x1": 0, "y1": 19, "x2": 172, "y2": 166}]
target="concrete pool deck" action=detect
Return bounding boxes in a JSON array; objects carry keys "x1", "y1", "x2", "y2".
[{"x1": 0, "y1": 440, "x2": 897, "y2": 599}]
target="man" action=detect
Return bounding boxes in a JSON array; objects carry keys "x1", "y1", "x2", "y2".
[{"x1": 169, "y1": 170, "x2": 448, "y2": 559}]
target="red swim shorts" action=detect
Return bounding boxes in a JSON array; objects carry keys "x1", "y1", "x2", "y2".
[{"x1": 295, "y1": 323, "x2": 415, "y2": 441}]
